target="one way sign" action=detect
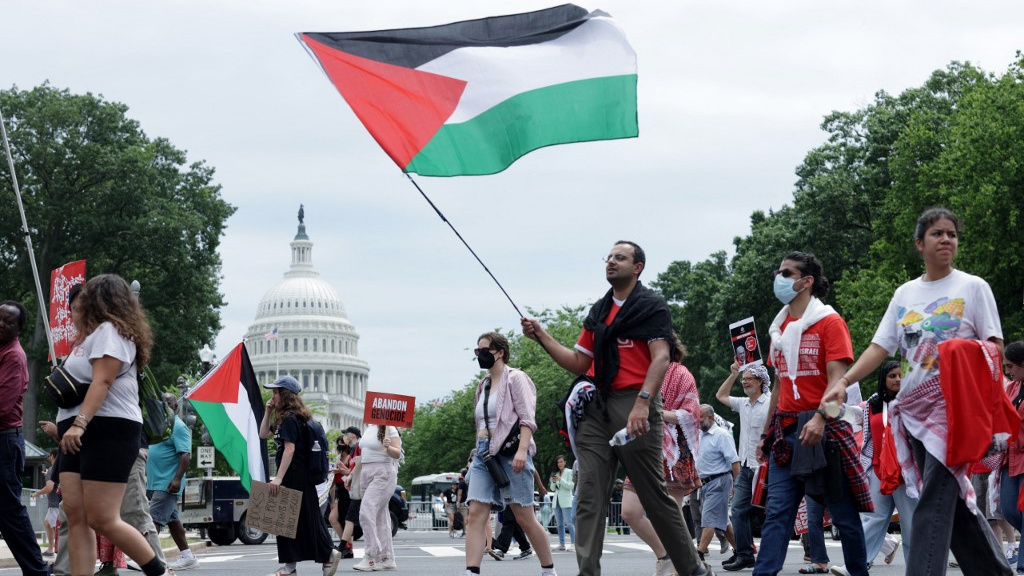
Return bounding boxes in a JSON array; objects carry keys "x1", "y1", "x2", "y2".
[{"x1": 197, "y1": 446, "x2": 215, "y2": 469}]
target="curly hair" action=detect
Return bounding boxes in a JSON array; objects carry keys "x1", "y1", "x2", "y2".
[
  {"x1": 75, "y1": 274, "x2": 154, "y2": 369},
  {"x1": 782, "y1": 251, "x2": 830, "y2": 299}
]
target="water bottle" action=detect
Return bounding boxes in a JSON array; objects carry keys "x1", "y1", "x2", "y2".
[
  {"x1": 609, "y1": 428, "x2": 632, "y2": 446},
  {"x1": 609, "y1": 425, "x2": 647, "y2": 446},
  {"x1": 312, "y1": 440, "x2": 322, "y2": 454}
]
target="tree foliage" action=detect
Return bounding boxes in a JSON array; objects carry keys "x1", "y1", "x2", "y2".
[
  {"x1": 651, "y1": 57, "x2": 1024, "y2": 403},
  {"x1": 0, "y1": 84, "x2": 235, "y2": 441},
  {"x1": 399, "y1": 307, "x2": 586, "y2": 487}
]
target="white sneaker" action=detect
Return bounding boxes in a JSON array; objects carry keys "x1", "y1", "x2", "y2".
[
  {"x1": 830, "y1": 566, "x2": 850, "y2": 576},
  {"x1": 378, "y1": 558, "x2": 397, "y2": 571},
  {"x1": 883, "y1": 539, "x2": 900, "y2": 564},
  {"x1": 540, "y1": 569, "x2": 558, "y2": 576},
  {"x1": 653, "y1": 557, "x2": 674, "y2": 576},
  {"x1": 322, "y1": 549, "x2": 342, "y2": 576},
  {"x1": 168, "y1": 556, "x2": 200, "y2": 571},
  {"x1": 352, "y1": 558, "x2": 376, "y2": 571},
  {"x1": 565, "y1": 544, "x2": 574, "y2": 552}
]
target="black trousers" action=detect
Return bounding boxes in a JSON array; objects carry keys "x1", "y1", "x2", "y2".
[{"x1": 495, "y1": 505, "x2": 530, "y2": 553}]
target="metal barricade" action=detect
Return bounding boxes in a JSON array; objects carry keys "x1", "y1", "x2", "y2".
[{"x1": 21, "y1": 488, "x2": 49, "y2": 539}]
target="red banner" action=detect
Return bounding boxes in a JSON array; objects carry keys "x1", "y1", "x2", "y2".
[
  {"x1": 363, "y1": 391, "x2": 416, "y2": 429},
  {"x1": 49, "y1": 260, "x2": 86, "y2": 359}
]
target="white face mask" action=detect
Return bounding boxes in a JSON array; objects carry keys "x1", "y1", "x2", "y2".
[{"x1": 773, "y1": 274, "x2": 805, "y2": 305}]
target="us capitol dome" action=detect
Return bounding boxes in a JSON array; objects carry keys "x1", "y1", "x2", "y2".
[{"x1": 242, "y1": 206, "x2": 368, "y2": 431}]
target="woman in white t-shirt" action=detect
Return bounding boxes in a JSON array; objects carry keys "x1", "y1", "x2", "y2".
[
  {"x1": 353, "y1": 423, "x2": 402, "y2": 571},
  {"x1": 59, "y1": 275, "x2": 170, "y2": 576},
  {"x1": 823, "y1": 208, "x2": 1011, "y2": 576}
]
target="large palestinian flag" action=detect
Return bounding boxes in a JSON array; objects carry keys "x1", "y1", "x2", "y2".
[
  {"x1": 185, "y1": 343, "x2": 268, "y2": 492},
  {"x1": 297, "y1": 4, "x2": 637, "y2": 176}
]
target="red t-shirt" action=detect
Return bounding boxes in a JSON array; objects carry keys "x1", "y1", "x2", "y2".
[
  {"x1": 575, "y1": 302, "x2": 653, "y2": 390},
  {"x1": 768, "y1": 313, "x2": 853, "y2": 413}
]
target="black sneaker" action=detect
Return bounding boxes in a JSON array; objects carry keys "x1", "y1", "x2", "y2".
[
  {"x1": 339, "y1": 547, "x2": 354, "y2": 560},
  {"x1": 487, "y1": 549, "x2": 505, "y2": 561},
  {"x1": 721, "y1": 554, "x2": 737, "y2": 567},
  {"x1": 512, "y1": 550, "x2": 533, "y2": 560},
  {"x1": 722, "y1": 556, "x2": 755, "y2": 572}
]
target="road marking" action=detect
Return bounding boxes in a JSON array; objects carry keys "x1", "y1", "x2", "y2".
[
  {"x1": 194, "y1": 555, "x2": 245, "y2": 563},
  {"x1": 608, "y1": 542, "x2": 653, "y2": 552},
  {"x1": 421, "y1": 546, "x2": 465, "y2": 557}
]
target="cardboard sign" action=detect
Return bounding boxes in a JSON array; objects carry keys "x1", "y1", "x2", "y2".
[
  {"x1": 363, "y1": 391, "x2": 415, "y2": 429},
  {"x1": 246, "y1": 481, "x2": 301, "y2": 539},
  {"x1": 728, "y1": 316, "x2": 763, "y2": 370},
  {"x1": 49, "y1": 260, "x2": 86, "y2": 359},
  {"x1": 793, "y1": 498, "x2": 832, "y2": 535}
]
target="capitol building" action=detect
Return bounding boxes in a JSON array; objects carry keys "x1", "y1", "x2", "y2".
[{"x1": 242, "y1": 210, "x2": 369, "y2": 431}]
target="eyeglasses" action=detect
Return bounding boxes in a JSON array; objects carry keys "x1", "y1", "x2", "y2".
[
  {"x1": 473, "y1": 348, "x2": 496, "y2": 357},
  {"x1": 603, "y1": 254, "x2": 632, "y2": 263},
  {"x1": 773, "y1": 268, "x2": 800, "y2": 278}
]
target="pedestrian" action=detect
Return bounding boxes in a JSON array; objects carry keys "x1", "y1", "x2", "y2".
[
  {"x1": 619, "y1": 337, "x2": 702, "y2": 576},
  {"x1": 1000, "y1": 341, "x2": 1024, "y2": 574},
  {"x1": 715, "y1": 363, "x2": 770, "y2": 571},
  {"x1": 327, "y1": 441, "x2": 352, "y2": 550},
  {"x1": 354, "y1": 422, "x2": 403, "y2": 571},
  {"x1": 831, "y1": 361, "x2": 916, "y2": 576},
  {"x1": 823, "y1": 207, "x2": 1015, "y2": 576},
  {"x1": 32, "y1": 449, "x2": 61, "y2": 558},
  {"x1": 443, "y1": 481, "x2": 460, "y2": 538},
  {"x1": 753, "y1": 252, "x2": 871, "y2": 576},
  {"x1": 56, "y1": 275, "x2": 171, "y2": 576},
  {"x1": 490, "y1": 471, "x2": 543, "y2": 563},
  {"x1": 464, "y1": 331, "x2": 556, "y2": 576},
  {"x1": 457, "y1": 469, "x2": 469, "y2": 537},
  {"x1": 259, "y1": 375, "x2": 340, "y2": 576},
  {"x1": 522, "y1": 240, "x2": 709, "y2": 576},
  {"x1": 548, "y1": 455, "x2": 575, "y2": 551},
  {"x1": 695, "y1": 405, "x2": 739, "y2": 561},
  {"x1": 146, "y1": 393, "x2": 200, "y2": 571},
  {"x1": 338, "y1": 426, "x2": 363, "y2": 559},
  {"x1": 609, "y1": 479, "x2": 626, "y2": 534},
  {"x1": 0, "y1": 299, "x2": 50, "y2": 576}
]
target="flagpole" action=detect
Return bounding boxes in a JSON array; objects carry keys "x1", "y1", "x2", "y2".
[
  {"x1": 405, "y1": 173, "x2": 525, "y2": 318},
  {"x1": 0, "y1": 106, "x2": 57, "y2": 365}
]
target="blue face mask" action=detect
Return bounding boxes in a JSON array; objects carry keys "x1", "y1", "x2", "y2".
[{"x1": 773, "y1": 274, "x2": 805, "y2": 304}]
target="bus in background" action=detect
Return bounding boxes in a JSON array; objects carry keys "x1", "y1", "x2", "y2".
[{"x1": 410, "y1": 472, "x2": 461, "y2": 530}]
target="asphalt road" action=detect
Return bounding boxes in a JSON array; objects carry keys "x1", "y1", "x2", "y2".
[{"x1": 0, "y1": 530, "x2": 959, "y2": 576}]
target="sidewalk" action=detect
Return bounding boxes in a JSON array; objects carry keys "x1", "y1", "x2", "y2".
[{"x1": 0, "y1": 537, "x2": 209, "y2": 569}]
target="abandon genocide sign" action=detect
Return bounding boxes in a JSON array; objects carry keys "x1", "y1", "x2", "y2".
[{"x1": 364, "y1": 391, "x2": 416, "y2": 429}]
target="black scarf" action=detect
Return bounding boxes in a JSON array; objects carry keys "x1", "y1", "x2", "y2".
[{"x1": 583, "y1": 281, "x2": 674, "y2": 396}]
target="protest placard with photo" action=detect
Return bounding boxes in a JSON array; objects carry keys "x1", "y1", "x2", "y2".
[{"x1": 729, "y1": 316, "x2": 763, "y2": 370}]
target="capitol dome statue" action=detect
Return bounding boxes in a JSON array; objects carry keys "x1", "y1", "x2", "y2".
[{"x1": 243, "y1": 206, "x2": 369, "y2": 431}]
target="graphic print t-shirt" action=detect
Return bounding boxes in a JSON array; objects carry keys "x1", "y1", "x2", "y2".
[
  {"x1": 872, "y1": 269, "x2": 1001, "y2": 397},
  {"x1": 769, "y1": 314, "x2": 853, "y2": 413}
]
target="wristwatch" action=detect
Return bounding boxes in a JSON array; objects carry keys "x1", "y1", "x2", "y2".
[{"x1": 638, "y1": 390, "x2": 651, "y2": 400}]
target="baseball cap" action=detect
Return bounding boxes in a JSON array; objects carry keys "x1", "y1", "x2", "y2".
[{"x1": 265, "y1": 375, "x2": 301, "y2": 394}]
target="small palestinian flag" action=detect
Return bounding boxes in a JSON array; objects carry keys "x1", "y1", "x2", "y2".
[
  {"x1": 185, "y1": 343, "x2": 268, "y2": 492},
  {"x1": 298, "y1": 4, "x2": 637, "y2": 176}
]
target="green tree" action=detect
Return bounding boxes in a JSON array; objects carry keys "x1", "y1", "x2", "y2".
[{"x1": 0, "y1": 84, "x2": 235, "y2": 441}]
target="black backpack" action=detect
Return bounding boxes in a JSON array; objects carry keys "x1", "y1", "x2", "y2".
[{"x1": 304, "y1": 418, "x2": 330, "y2": 484}]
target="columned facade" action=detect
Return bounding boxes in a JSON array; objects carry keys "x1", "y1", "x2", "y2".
[{"x1": 243, "y1": 213, "x2": 368, "y2": 432}]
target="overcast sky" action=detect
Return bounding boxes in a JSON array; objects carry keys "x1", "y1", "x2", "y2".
[{"x1": 5, "y1": 1, "x2": 1023, "y2": 403}]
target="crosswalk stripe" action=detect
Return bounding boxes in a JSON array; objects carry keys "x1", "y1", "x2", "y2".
[
  {"x1": 608, "y1": 543, "x2": 653, "y2": 552},
  {"x1": 421, "y1": 546, "x2": 466, "y2": 557}
]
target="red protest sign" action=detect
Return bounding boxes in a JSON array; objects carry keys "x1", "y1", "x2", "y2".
[
  {"x1": 49, "y1": 260, "x2": 86, "y2": 359},
  {"x1": 363, "y1": 391, "x2": 415, "y2": 429}
]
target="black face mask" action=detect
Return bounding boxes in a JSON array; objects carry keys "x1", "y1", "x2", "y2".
[{"x1": 477, "y1": 350, "x2": 496, "y2": 369}]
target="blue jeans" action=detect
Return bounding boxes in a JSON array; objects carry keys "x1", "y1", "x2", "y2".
[
  {"x1": 555, "y1": 504, "x2": 575, "y2": 545},
  {"x1": 731, "y1": 466, "x2": 756, "y2": 560},
  {"x1": 0, "y1": 430, "x2": 49, "y2": 576},
  {"x1": 860, "y1": 466, "x2": 915, "y2": 564},
  {"x1": 805, "y1": 497, "x2": 829, "y2": 564},
  {"x1": 751, "y1": 430, "x2": 867, "y2": 576},
  {"x1": 999, "y1": 468, "x2": 1024, "y2": 572},
  {"x1": 906, "y1": 434, "x2": 1011, "y2": 576}
]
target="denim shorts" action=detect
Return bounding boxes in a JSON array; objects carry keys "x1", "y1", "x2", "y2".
[
  {"x1": 466, "y1": 438, "x2": 535, "y2": 508},
  {"x1": 147, "y1": 489, "x2": 180, "y2": 525}
]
